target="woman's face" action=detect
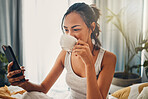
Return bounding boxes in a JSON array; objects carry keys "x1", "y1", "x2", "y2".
[{"x1": 63, "y1": 12, "x2": 92, "y2": 43}]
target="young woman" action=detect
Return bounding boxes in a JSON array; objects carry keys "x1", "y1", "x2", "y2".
[{"x1": 7, "y1": 3, "x2": 116, "y2": 99}]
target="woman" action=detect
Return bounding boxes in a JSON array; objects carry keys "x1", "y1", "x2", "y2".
[{"x1": 7, "y1": 2, "x2": 116, "y2": 99}]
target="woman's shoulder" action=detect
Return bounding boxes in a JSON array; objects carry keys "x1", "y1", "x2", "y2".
[
  {"x1": 104, "y1": 50, "x2": 116, "y2": 59},
  {"x1": 57, "y1": 50, "x2": 67, "y2": 66},
  {"x1": 103, "y1": 50, "x2": 117, "y2": 66}
]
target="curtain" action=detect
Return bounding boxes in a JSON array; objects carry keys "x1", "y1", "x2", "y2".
[
  {"x1": 22, "y1": 0, "x2": 94, "y2": 96},
  {"x1": 69, "y1": 0, "x2": 93, "y2": 6},
  {"x1": 22, "y1": 0, "x2": 69, "y2": 94},
  {"x1": 0, "y1": 0, "x2": 23, "y2": 64},
  {"x1": 141, "y1": 0, "x2": 148, "y2": 82},
  {"x1": 95, "y1": 0, "x2": 145, "y2": 74}
]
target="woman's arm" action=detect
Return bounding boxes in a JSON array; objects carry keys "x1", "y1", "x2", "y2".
[
  {"x1": 7, "y1": 50, "x2": 66, "y2": 93},
  {"x1": 86, "y1": 51, "x2": 116, "y2": 99},
  {"x1": 39, "y1": 50, "x2": 66, "y2": 93},
  {"x1": 72, "y1": 40, "x2": 116, "y2": 99}
]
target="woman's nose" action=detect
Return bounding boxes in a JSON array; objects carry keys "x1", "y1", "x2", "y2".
[
  {"x1": 67, "y1": 31, "x2": 77, "y2": 39},
  {"x1": 68, "y1": 31, "x2": 74, "y2": 36}
]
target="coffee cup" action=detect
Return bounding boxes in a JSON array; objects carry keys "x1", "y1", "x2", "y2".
[{"x1": 60, "y1": 34, "x2": 77, "y2": 51}]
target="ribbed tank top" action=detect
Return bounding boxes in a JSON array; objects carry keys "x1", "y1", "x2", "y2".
[{"x1": 64, "y1": 47, "x2": 105, "y2": 99}]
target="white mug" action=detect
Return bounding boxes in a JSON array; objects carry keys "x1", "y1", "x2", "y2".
[{"x1": 60, "y1": 34, "x2": 77, "y2": 51}]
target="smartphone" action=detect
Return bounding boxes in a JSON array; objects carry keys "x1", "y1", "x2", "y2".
[{"x1": 2, "y1": 45, "x2": 25, "y2": 82}]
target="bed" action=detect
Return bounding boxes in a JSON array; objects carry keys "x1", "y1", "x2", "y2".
[{"x1": 0, "y1": 83, "x2": 148, "y2": 99}]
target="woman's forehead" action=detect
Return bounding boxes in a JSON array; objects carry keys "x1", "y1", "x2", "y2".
[{"x1": 63, "y1": 12, "x2": 86, "y2": 27}]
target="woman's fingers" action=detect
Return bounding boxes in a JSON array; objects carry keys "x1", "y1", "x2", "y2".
[
  {"x1": 73, "y1": 48, "x2": 85, "y2": 53},
  {"x1": 20, "y1": 66, "x2": 25, "y2": 69},
  {"x1": 7, "y1": 61, "x2": 13, "y2": 72},
  {"x1": 11, "y1": 79, "x2": 29, "y2": 86},
  {"x1": 73, "y1": 40, "x2": 89, "y2": 51},
  {"x1": 8, "y1": 75, "x2": 25, "y2": 83},
  {"x1": 20, "y1": 66, "x2": 25, "y2": 74},
  {"x1": 73, "y1": 45, "x2": 88, "y2": 50},
  {"x1": 17, "y1": 79, "x2": 29, "y2": 87},
  {"x1": 73, "y1": 49, "x2": 86, "y2": 57},
  {"x1": 21, "y1": 70, "x2": 25, "y2": 75},
  {"x1": 76, "y1": 39, "x2": 89, "y2": 46},
  {"x1": 7, "y1": 62, "x2": 27, "y2": 86},
  {"x1": 7, "y1": 70, "x2": 22, "y2": 78}
]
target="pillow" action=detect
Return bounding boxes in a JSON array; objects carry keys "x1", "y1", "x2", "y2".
[
  {"x1": 109, "y1": 84, "x2": 124, "y2": 94},
  {"x1": 0, "y1": 85, "x2": 15, "y2": 99},
  {"x1": 137, "y1": 86, "x2": 148, "y2": 99},
  {"x1": 111, "y1": 82, "x2": 148, "y2": 99},
  {"x1": 0, "y1": 85, "x2": 26, "y2": 99}
]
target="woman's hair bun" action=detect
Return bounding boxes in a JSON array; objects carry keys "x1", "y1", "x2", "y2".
[{"x1": 90, "y1": 4, "x2": 101, "y2": 21}]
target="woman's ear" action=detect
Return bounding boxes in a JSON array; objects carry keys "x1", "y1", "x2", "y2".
[{"x1": 91, "y1": 22, "x2": 96, "y2": 32}]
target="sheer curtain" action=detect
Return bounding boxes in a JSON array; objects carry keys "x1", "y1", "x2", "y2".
[
  {"x1": 69, "y1": 0, "x2": 93, "y2": 5},
  {"x1": 0, "y1": 0, "x2": 23, "y2": 87},
  {"x1": 22, "y1": 0, "x2": 94, "y2": 95},
  {"x1": 96, "y1": 0, "x2": 144, "y2": 72},
  {"x1": 141, "y1": 0, "x2": 148, "y2": 82},
  {"x1": 22, "y1": 0, "x2": 69, "y2": 92},
  {"x1": 0, "y1": 0, "x2": 23, "y2": 64}
]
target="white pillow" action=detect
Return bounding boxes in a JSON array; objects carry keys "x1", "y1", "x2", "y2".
[
  {"x1": 137, "y1": 86, "x2": 148, "y2": 99},
  {"x1": 111, "y1": 83, "x2": 148, "y2": 99}
]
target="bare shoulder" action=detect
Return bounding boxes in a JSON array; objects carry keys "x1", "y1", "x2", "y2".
[
  {"x1": 57, "y1": 50, "x2": 67, "y2": 67},
  {"x1": 102, "y1": 50, "x2": 117, "y2": 67},
  {"x1": 104, "y1": 50, "x2": 116, "y2": 61}
]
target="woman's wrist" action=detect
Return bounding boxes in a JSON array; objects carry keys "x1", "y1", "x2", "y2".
[
  {"x1": 85, "y1": 62, "x2": 94, "y2": 68},
  {"x1": 20, "y1": 80, "x2": 30, "y2": 90},
  {"x1": 85, "y1": 64, "x2": 95, "y2": 75}
]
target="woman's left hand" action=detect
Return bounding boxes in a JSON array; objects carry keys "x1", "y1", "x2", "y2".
[{"x1": 72, "y1": 39, "x2": 94, "y2": 66}]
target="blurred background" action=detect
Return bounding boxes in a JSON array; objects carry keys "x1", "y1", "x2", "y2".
[{"x1": 0, "y1": 0, "x2": 148, "y2": 96}]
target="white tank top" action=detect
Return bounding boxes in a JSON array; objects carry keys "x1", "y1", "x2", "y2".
[{"x1": 64, "y1": 47, "x2": 105, "y2": 99}]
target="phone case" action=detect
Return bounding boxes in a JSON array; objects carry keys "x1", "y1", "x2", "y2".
[{"x1": 2, "y1": 45, "x2": 25, "y2": 81}]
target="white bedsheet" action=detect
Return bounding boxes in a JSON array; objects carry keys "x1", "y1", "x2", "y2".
[{"x1": 8, "y1": 85, "x2": 117, "y2": 99}]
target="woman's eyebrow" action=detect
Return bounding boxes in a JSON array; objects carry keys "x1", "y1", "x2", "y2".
[
  {"x1": 64, "y1": 25, "x2": 81, "y2": 28},
  {"x1": 64, "y1": 26, "x2": 68, "y2": 28},
  {"x1": 72, "y1": 25, "x2": 81, "y2": 28}
]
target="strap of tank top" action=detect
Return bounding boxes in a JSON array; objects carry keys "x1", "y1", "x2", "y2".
[
  {"x1": 64, "y1": 52, "x2": 71, "y2": 70},
  {"x1": 95, "y1": 47, "x2": 105, "y2": 75}
]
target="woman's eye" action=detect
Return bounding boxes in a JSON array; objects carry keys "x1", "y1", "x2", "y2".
[
  {"x1": 74, "y1": 29, "x2": 80, "y2": 31},
  {"x1": 64, "y1": 29, "x2": 68, "y2": 32}
]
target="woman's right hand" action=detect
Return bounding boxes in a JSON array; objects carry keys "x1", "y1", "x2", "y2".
[{"x1": 7, "y1": 61, "x2": 29, "y2": 87}]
